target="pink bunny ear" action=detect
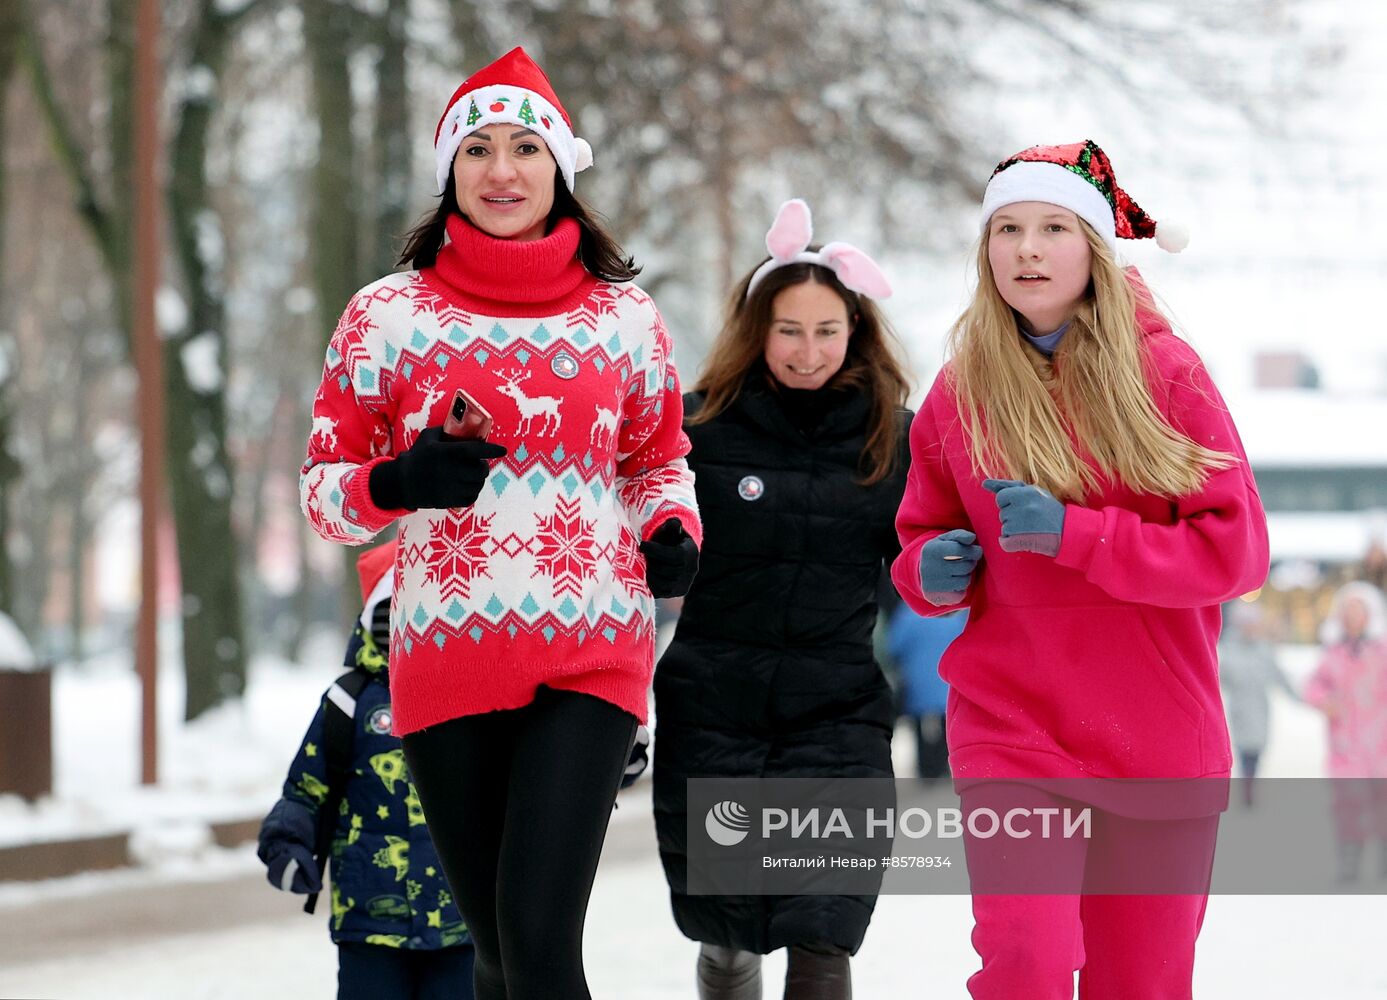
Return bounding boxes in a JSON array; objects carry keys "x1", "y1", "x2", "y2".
[
  {"x1": 819, "y1": 242, "x2": 893, "y2": 299},
  {"x1": 766, "y1": 199, "x2": 813, "y2": 261}
]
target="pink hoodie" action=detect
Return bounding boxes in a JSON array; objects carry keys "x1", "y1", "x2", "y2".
[{"x1": 892, "y1": 298, "x2": 1269, "y2": 783}]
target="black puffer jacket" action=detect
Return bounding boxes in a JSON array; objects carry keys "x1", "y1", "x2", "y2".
[{"x1": 653, "y1": 378, "x2": 911, "y2": 955}]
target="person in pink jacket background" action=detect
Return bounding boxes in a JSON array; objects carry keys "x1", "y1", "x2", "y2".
[
  {"x1": 891, "y1": 141, "x2": 1269, "y2": 999},
  {"x1": 1304, "y1": 581, "x2": 1387, "y2": 880}
]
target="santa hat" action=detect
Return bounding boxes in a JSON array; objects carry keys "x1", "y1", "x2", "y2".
[
  {"x1": 980, "y1": 140, "x2": 1188, "y2": 255},
  {"x1": 433, "y1": 47, "x2": 593, "y2": 195},
  {"x1": 355, "y1": 539, "x2": 398, "y2": 631}
]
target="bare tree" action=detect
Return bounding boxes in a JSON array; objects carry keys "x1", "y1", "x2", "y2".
[
  {"x1": 19, "y1": 0, "x2": 278, "y2": 717},
  {"x1": 430, "y1": 0, "x2": 1307, "y2": 353}
]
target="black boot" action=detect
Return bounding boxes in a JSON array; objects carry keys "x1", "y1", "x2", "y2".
[
  {"x1": 783, "y1": 944, "x2": 851, "y2": 1000},
  {"x1": 698, "y1": 943, "x2": 763, "y2": 1000}
]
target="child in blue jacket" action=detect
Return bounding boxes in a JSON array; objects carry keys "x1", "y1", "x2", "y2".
[
  {"x1": 887, "y1": 604, "x2": 967, "y2": 782},
  {"x1": 258, "y1": 540, "x2": 474, "y2": 999}
]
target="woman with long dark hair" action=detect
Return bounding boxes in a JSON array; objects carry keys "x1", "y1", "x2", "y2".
[
  {"x1": 652, "y1": 199, "x2": 911, "y2": 1000},
  {"x1": 301, "y1": 47, "x2": 701, "y2": 1000}
]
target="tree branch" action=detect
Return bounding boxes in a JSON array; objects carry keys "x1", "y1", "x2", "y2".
[
  {"x1": 17, "y1": 0, "x2": 116, "y2": 262},
  {"x1": 219, "y1": 0, "x2": 279, "y2": 30}
]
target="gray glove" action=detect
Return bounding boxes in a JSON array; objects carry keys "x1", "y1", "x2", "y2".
[
  {"x1": 983, "y1": 479, "x2": 1065, "y2": 557},
  {"x1": 918, "y1": 529, "x2": 982, "y2": 605}
]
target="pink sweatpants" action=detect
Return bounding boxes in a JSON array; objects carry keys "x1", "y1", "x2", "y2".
[{"x1": 961, "y1": 784, "x2": 1217, "y2": 1000}]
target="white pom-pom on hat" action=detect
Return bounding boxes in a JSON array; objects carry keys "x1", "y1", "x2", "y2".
[
  {"x1": 574, "y1": 137, "x2": 593, "y2": 173},
  {"x1": 1155, "y1": 220, "x2": 1190, "y2": 253}
]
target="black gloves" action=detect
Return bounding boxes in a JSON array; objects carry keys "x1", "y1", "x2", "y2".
[
  {"x1": 639, "y1": 517, "x2": 699, "y2": 598},
  {"x1": 369, "y1": 426, "x2": 508, "y2": 511},
  {"x1": 257, "y1": 799, "x2": 322, "y2": 894},
  {"x1": 264, "y1": 842, "x2": 322, "y2": 894}
]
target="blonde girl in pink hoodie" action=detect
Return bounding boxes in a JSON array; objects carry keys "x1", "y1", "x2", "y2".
[{"x1": 892, "y1": 141, "x2": 1268, "y2": 999}]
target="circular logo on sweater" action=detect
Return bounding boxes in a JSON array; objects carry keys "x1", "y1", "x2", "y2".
[
  {"x1": 705, "y1": 800, "x2": 751, "y2": 847},
  {"x1": 551, "y1": 352, "x2": 580, "y2": 380},
  {"x1": 368, "y1": 705, "x2": 393, "y2": 735},
  {"x1": 737, "y1": 476, "x2": 765, "y2": 502}
]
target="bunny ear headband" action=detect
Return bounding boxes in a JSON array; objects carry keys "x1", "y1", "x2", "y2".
[{"x1": 745, "y1": 199, "x2": 893, "y2": 301}]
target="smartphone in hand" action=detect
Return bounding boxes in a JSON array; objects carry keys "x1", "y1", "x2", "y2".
[{"x1": 442, "y1": 388, "x2": 493, "y2": 441}]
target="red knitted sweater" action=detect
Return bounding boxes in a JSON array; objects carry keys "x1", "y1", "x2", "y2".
[{"x1": 302, "y1": 216, "x2": 701, "y2": 733}]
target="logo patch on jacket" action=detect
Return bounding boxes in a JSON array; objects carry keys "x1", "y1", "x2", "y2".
[
  {"x1": 737, "y1": 476, "x2": 765, "y2": 502},
  {"x1": 368, "y1": 705, "x2": 393, "y2": 735}
]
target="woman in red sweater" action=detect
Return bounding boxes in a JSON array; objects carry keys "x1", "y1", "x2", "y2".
[
  {"x1": 301, "y1": 48, "x2": 701, "y2": 1000},
  {"x1": 891, "y1": 141, "x2": 1268, "y2": 999}
]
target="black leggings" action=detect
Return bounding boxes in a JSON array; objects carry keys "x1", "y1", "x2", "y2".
[{"x1": 402, "y1": 686, "x2": 638, "y2": 1000}]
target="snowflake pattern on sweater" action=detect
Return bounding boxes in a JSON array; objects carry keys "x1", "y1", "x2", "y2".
[{"x1": 301, "y1": 271, "x2": 700, "y2": 734}]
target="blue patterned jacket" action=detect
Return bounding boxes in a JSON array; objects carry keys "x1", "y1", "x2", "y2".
[{"x1": 259, "y1": 626, "x2": 468, "y2": 949}]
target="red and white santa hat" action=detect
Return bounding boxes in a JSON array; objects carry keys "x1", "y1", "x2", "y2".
[
  {"x1": 433, "y1": 47, "x2": 593, "y2": 195},
  {"x1": 980, "y1": 140, "x2": 1188, "y2": 255},
  {"x1": 355, "y1": 538, "x2": 398, "y2": 631}
]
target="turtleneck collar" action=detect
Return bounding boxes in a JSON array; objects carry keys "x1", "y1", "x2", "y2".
[
  {"x1": 771, "y1": 381, "x2": 837, "y2": 433},
  {"x1": 737, "y1": 369, "x2": 871, "y2": 442},
  {"x1": 423, "y1": 213, "x2": 598, "y2": 317},
  {"x1": 1022, "y1": 320, "x2": 1070, "y2": 358}
]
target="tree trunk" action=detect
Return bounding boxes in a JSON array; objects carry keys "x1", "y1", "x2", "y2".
[
  {"x1": 66, "y1": 355, "x2": 90, "y2": 661},
  {"x1": 165, "y1": 2, "x2": 248, "y2": 718},
  {"x1": 0, "y1": 0, "x2": 20, "y2": 618},
  {"x1": 6, "y1": 309, "x2": 54, "y2": 649},
  {"x1": 370, "y1": 0, "x2": 410, "y2": 277},
  {"x1": 287, "y1": 514, "x2": 314, "y2": 663},
  {"x1": 20, "y1": 0, "x2": 266, "y2": 712},
  {"x1": 107, "y1": 0, "x2": 135, "y2": 303},
  {"x1": 305, "y1": 0, "x2": 360, "y2": 335},
  {"x1": 304, "y1": 0, "x2": 367, "y2": 624}
]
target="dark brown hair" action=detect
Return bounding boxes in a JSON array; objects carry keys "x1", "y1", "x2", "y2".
[
  {"x1": 397, "y1": 169, "x2": 640, "y2": 282},
  {"x1": 692, "y1": 255, "x2": 912, "y2": 485}
]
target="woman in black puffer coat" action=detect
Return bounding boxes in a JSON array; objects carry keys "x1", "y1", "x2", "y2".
[{"x1": 653, "y1": 199, "x2": 912, "y2": 1000}]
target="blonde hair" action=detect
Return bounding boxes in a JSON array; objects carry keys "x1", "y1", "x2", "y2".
[{"x1": 947, "y1": 221, "x2": 1235, "y2": 502}]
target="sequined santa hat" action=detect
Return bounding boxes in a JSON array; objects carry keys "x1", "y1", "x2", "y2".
[
  {"x1": 980, "y1": 140, "x2": 1188, "y2": 254},
  {"x1": 433, "y1": 47, "x2": 593, "y2": 195}
]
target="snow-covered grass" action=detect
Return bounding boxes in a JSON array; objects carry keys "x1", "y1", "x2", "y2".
[{"x1": 0, "y1": 633, "x2": 343, "y2": 850}]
